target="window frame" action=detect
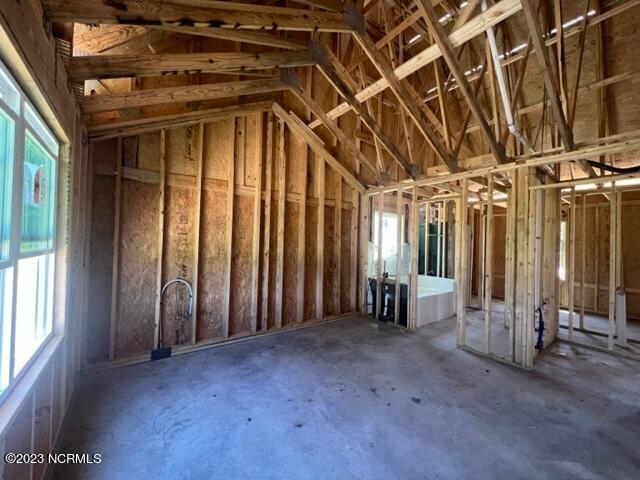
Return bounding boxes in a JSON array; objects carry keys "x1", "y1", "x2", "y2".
[{"x1": 0, "y1": 59, "x2": 60, "y2": 403}]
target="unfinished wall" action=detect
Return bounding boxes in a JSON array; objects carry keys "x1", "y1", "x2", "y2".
[{"x1": 86, "y1": 102, "x2": 360, "y2": 362}]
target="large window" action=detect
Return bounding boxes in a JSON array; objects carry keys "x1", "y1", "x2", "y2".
[{"x1": 0, "y1": 60, "x2": 59, "y2": 397}]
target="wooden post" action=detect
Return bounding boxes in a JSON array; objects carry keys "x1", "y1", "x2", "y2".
[
  {"x1": 275, "y1": 119, "x2": 286, "y2": 328},
  {"x1": 410, "y1": 188, "x2": 419, "y2": 329},
  {"x1": 424, "y1": 202, "x2": 430, "y2": 275},
  {"x1": 442, "y1": 200, "x2": 448, "y2": 277},
  {"x1": 250, "y1": 114, "x2": 264, "y2": 332},
  {"x1": 484, "y1": 175, "x2": 494, "y2": 354},
  {"x1": 316, "y1": 142, "x2": 325, "y2": 320},
  {"x1": 360, "y1": 194, "x2": 370, "y2": 313},
  {"x1": 333, "y1": 176, "x2": 342, "y2": 315},
  {"x1": 468, "y1": 204, "x2": 475, "y2": 307},
  {"x1": 223, "y1": 120, "x2": 236, "y2": 338},
  {"x1": 395, "y1": 189, "x2": 402, "y2": 325},
  {"x1": 436, "y1": 202, "x2": 442, "y2": 277},
  {"x1": 456, "y1": 178, "x2": 469, "y2": 346},
  {"x1": 478, "y1": 204, "x2": 486, "y2": 309},
  {"x1": 261, "y1": 112, "x2": 274, "y2": 331},
  {"x1": 567, "y1": 187, "x2": 576, "y2": 340},
  {"x1": 350, "y1": 189, "x2": 359, "y2": 312},
  {"x1": 190, "y1": 122, "x2": 204, "y2": 344},
  {"x1": 608, "y1": 183, "x2": 617, "y2": 350},
  {"x1": 376, "y1": 193, "x2": 384, "y2": 320},
  {"x1": 594, "y1": 207, "x2": 600, "y2": 313},
  {"x1": 580, "y1": 193, "x2": 586, "y2": 329},
  {"x1": 505, "y1": 185, "x2": 517, "y2": 360},
  {"x1": 109, "y1": 137, "x2": 123, "y2": 360}
]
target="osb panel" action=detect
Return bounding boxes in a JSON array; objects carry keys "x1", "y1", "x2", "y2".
[
  {"x1": 161, "y1": 185, "x2": 196, "y2": 347},
  {"x1": 283, "y1": 201, "x2": 300, "y2": 326},
  {"x1": 166, "y1": 126, "x2": 197, "y2": 176},
  {"x1": 116, "y1": 179, "x2": 158, "y2": 358},
  {"x1": 243, "y1": 113, "x2": 261, "y2": 189},
  {"x1": 493, "y1": 215, "x2": 506, "y2": 299},
  {"x1": 304, "y1": 204, "x2": 318, "y2": 321},
  {"x1": 92, "y1": 138, "x2": 117, "y2": 166},
  {"x1": 197, "y1": 190, "x2": 228, "y2": 341},
  {"x1": 285, "y1": 127, "x2": 307, "y2": 196},
  {"x1": 87, "y1": 174, "x2": 114, "y2": 364},
  {"x1": 137, "y1": 131, "x2": 161, "y2": 171},
  {"x1": 340, "y1": 208, "x2": 352, "y2": 313},
  {"x1": 324, "y1": 205, "x2": 336, "y2": 317},
  {"x1": 229, "y1": 194, "x2": 254, "y2": 336},
  {"x1": 203, "y1": 119, "x2": 233, "y2": 181}
]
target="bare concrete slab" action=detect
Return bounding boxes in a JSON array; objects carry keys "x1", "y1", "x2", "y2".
[{"x1": 55, "y1": 315, "x2": 640, "y2": 480}]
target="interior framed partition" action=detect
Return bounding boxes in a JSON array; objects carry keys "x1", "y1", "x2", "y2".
[{"x1": 554, "y1": 180, "x2": 640, "y2": 358}]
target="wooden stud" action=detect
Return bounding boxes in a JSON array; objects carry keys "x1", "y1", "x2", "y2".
[
  {"x1": 394, "y1": 190, "x2": 402, "y2": 325},
  {"x1": 250, "y1": 114, "x2": 264, "y2": 333},
  {"x1": 608, "y1": 183, "x2": 617, "y2": 350},
  {"x1": 456, "y1": 179, "x2": 469, "y2": 346},
  {"x1": 376, "y1": 193, "x2": 384, "y2": 321},
  {"x1": 567, "y1": 187, "x2": 576, "y2": 340},
  {"x1": 275, "y1": 120, "x2": 286, "y2": 328},
  {"x1": 484, "y1": 175, "x2": 494, "y2": 354},
  {"x1": 108, "y1": 137, "x2": 123, "y2": 360},
  {"x1": 223, "y1": 120, "x2": 236, "y2": 338},
  {"x1": 190, "y1": 123, "x2": 204, "y2": 344},
  {"x1": 316, "y1": 140, "x2": 325, "y2": 320},
  {"x1": 579, "y1": 193, "x2": 586, "y2": 329},
  {"x1": 410, "y1": 188, "x2": 419, "y2": 330},
  {"x1": 261, "y1": 112, "x2": 275, "y2": 331}
]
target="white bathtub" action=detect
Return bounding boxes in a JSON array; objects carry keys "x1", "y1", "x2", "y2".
[{"x1": 405, "y1": 275, "x2": 456, "y2": 327}]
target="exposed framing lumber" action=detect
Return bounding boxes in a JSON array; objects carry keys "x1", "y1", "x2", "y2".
[
  {"x1": 288, "y1": 86, "x2": 381, "y2": 181},
  {"x1": 316, "y1": 141, "x2": 326, "y2": 319},
  {"x1": 567, "y1": 187, "x2": 576, "y2": 340},
  {"x1": 274, "y1": 119, "x2": 286, "y2": 328},
  {"x1": 261, "y1": 112, "x2": 274, "y2": 331},
  {"x1": 369, "y1": 134, "x2": 640, "y2": 195},
  {"x1": 69, "y1": 50, "x2": 315, "y2": 81},
  {"x1": 271, "y1": 102, "x2": 365, "y2": 193},
  {"x1": 153, "y1": 129, "x2": 166, "y2": 349},
  {"x1": 81, "y1": 77, "x2": 288, "y2": 113},
  {"x1": 456, "y1": 178, "x2": 469, "y2": 346},
  {"x1": 223, "y1": 119, "x2": 236, "y2": 338},
  {"x1": 109, "y1": 137, "x2": 123, "y2": 360},
  {"x1": 348, "y1": 28, "x2": 459, "y2": 173},
  {"x1": 190, "y1": 122, "x2": 204, "y2": 344},
  {"x1": 334, "y1": 176, "x2": 342, "y2": 315},
  {"x1": 519, "y1": 0, "x2": 596, "y2": 178},
  {"x1": 309, "y1": 0, "x2": 522, "y2": 129},
  {"x1": 484, "y1": 175, "x2": 494, "y2": 354},
  {"x1": 151, "y1": 25, "x2": 307, "y2": 50},
  {"x1": 310, "y1": 43, "x2": 418, "y2": 178},
  {"x1": 88, "y1": 101, "x2": 272, "y2": 140},
  {"x1": 250, "y1": 114, "x2": 264, "y2": 333},
  {"x1": 49, "y1": 0, "x2": 353, "y2": 32},
  {"x1": 416, "y1": 0, "x2": 506, "y2": 164}
]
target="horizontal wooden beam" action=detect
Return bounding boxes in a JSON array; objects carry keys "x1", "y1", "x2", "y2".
[
  {"x1": 150, "y1": 25, "x2": 307, "y2": 50},
  {"x1": 49, "y1": 0, "x2": 353, "y2": 32},
  {"x1": 81, "y1": 77, "x2": 287, "y2": 113},
  {"x1": 272, "y1": 102, "x2": 366, "y2": 193},
  {"x1": 309, "y1": 0, "x2": 522, "y2": 128},
  {"x1": 68, "y1": 50, "x2": 315, "y2": 81},
  {"x1": 88, "y1": 100, "x2": 273, "y2": 139},
  {"x1": 369, "y1": 134, "x2": 640, "y2": 195}
]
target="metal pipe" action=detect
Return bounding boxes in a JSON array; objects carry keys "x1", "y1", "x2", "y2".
[
  {"x1": 161, "y1": 278, "x2": 193, "y2": 316},
  {"x1": 481, "y1": 0, "x2": 534, "y2": 153}
]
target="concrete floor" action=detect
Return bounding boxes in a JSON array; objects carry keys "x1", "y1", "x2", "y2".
[{"x1": 56, "y1": 314, "x2": 640, "y2": 480}]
